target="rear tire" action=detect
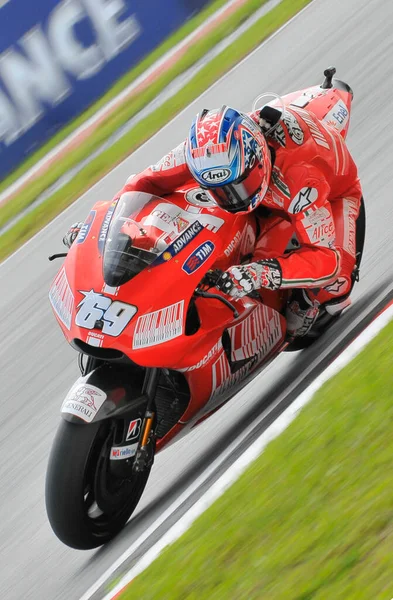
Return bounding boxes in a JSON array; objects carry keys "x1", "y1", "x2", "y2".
[{"x1": 45, "y1": 419, "x2": 152, "y2": 549}]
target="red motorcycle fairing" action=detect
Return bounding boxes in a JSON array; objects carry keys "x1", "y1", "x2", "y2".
[
  {"x1": 277, "y1": 80, "x2": 353, "y2": 140},
  {"x1": 49, "y1": 184, "x2": 288, "y2": 445},
  {"x1": 46, "y1": 70, "x2": 359, "y2": 550}
]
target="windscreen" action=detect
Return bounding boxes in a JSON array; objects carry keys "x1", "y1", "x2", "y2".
[{"x1": 103, "y1": 191, "x2": 200, "y2": 287}]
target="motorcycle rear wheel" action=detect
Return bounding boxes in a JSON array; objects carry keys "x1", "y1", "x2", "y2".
[{"x1": 45, "y1": 419, "x2": 152, "y2": 549}]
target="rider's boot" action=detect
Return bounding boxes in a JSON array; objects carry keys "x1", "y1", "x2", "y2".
[{"x1": 285, "y1": 289, "x2": 320, "y2": 338}]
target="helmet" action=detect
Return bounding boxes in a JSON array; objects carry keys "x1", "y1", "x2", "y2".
[{"x1": 185, "y1": 106, "x2": 271, "y2": 213}]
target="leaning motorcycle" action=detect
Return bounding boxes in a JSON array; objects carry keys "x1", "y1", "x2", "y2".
[{"x1": 45, "y1": 68, "x2": 365, "y2": 549}]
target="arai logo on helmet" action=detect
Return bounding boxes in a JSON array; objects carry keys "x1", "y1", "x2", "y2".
[{"x1": 201, "y1": 168, "x2": 231, "y2": 184}]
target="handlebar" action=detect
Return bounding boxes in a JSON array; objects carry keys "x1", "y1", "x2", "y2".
[
  {"x1": 48, "y1": 252, "x2": 68, "y2": 261},
  {"x1": 195, "y1": 269, "x2": 239, "y2": 317},
  {"x1": 195, "y1": 269, "x2": 260, "y2": 318},
  {"x1": 200, "y1": 268, "x2": 223, "y2": 287},
  {"x1": 194, "y1": 288, "x2": 239, "y2": 318}
]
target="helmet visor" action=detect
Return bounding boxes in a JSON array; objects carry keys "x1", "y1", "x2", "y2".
[{"x1": 211, "y1": 160, "x2": 264, "y2": 213}]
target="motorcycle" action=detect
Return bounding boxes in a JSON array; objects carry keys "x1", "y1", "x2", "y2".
[{"x1": 45, "y1": 68, "x2": 364, "y2": 549}]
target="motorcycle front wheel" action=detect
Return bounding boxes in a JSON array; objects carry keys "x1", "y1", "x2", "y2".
[{"x1": 45, "y1": 419, "x2": 153, "y2": 550}]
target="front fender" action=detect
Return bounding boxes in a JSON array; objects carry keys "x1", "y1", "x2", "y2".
[{"x1": 60, "y1": 364, "x2": 149, "y2": 424}]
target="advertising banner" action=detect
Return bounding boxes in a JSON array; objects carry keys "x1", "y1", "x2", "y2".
[{"x1": 0, "y1": 0, "x2": 210, "y2": 180}]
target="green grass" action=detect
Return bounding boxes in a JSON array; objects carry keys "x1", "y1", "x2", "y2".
[
  {"x1": 0, "y1": 0, "x2": 312, "y2": 261},
  {"x1": 120, "y1": 319, "x2": 393, "y2": 600},
  {"x1": 0, "y1": 0, "x2": 228, "y2": 196}
]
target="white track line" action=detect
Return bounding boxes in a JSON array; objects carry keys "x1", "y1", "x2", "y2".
[
  {"x1": 0, "y1": 0, "x2": 316, "y2": 270},
  {"x1": 98, "y1": 302, "x2": 393, "y2": 600}
]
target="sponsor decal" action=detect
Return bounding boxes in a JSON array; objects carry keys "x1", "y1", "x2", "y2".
[
  {"x1": 76, "y1": 290, "x2": 137, "y2": 336},
  {"x1": 201, "y1": 168, "x2": 231, "y2": 184},
  {"x1": 210, "y1": 306, "x2": 282, "y2": 399},
  {"x1": 133, "y1": 300, "x2": 184, "y2": 349},
  {"x1": 86, "y1": 331, "x2": 104, "y2": 348},
  {"x1": 291, "y1": 107, "x2": 330, "y2": 149},
  {"x1": 302, "y1": 205, "x2": 335, "y2": 248},
  {"x1": 271, "y1": 191, "x2": 285, "y2": 209},
  {"x1": 163, "y1": 232, "x2": 177, "y2": 245},
  {"x1": 154, "y1": 221, "x2": 203, "y2": 264},
  {"x1": 49, "y1": 267, "x2": 74, "y2": 330},
  {"x1": 151, "y1": 208, "x2": 174, "y2": 224},
  {"x1": 224, "y1": 231, "x2": 241, "y2": 257},
  {"x1": 76, "y1": 210, "x2": 96, "y2": 244},
  {"x1": 175, "y1": 216, "x2": 189, "y2": 233},
  {"x1": 229, "y1": 305, "x2": 282, "y2": 363},
  {"x1": 282, "y1": 110, "x2": 304, "y2": 145},
  {"x1": 152, "y1": 152, "x2": 175, "y2": 172},
  {"x1": 195, "y1": 214, "x2": 225, "y2": 233},
  {"x1": 110, "y1": 444, "x2": 138, "y2": 460},
  {"x1": 182, "y1": 241, "x2": 215, "y2": 274},
  {"x1": 172, "y1": 223, "x2": 203, "y2": 250},
  {"x1": 98, "y1": 201, "x2": 117, "y2": 253},
  {"x1": 150, "y1": 207, "x2": 190, "y2": 232},
  {"x1": 323, "y1": 100, "x2": 349, "y2": 132},
  {"x1": 266, "y1": 189, "x2": 285, "y2": 209},
  {"x1": 126, "y1": 418, "x2": 142, "y2": 441},
  {"x1": 324, "y1": 278, "x2": 348, "y2": 295},
  {"x1": 61, "y1": 383, "x2": 107, "y2": 423},
  {"x1": 147, "y1": 203, "x2": 204, "y2": 235},
  {"x1": 271, "y1": 167, "x2": 290, "y2": 198},
  {"x1": 288, "y1": 187, "x2": 318, "y2": 214},
  {"x1": 343, "y1": 197, "x2": 358, "y2": 256},
  {"x1": 102, "y1": 284, "x2": 120, "y2": 296},
  {"x1": 185, "y1": 188, "x2": 217, "y2": 207},
  {"x1": 180, "y1": 339, "x2": 223, "y2": 372}
]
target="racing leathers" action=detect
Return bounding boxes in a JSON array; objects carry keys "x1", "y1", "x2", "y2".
[{"x1": 109, "y1": 106, "x2": 362, "y2": 336}]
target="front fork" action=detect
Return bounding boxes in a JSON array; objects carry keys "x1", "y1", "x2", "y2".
[{"x1": 133, "y1": 368, "x2": 159, "y2": 473}]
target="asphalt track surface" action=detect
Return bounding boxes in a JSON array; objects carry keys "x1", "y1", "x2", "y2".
[{"x1": 0, "y1": 0, "x2": 392, "y2": 598}]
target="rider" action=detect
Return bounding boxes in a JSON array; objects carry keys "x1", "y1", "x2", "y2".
[{"x1": 64, "y1": 102, "x2": 363, "y2": 338}]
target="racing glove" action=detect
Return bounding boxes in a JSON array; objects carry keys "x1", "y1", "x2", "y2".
[
  {"x1": 216, "y1": 259, "x2": 282, "y2": 299},
  {"x1": 63, "y1": 222, "x2": 84, "y2": 249}
]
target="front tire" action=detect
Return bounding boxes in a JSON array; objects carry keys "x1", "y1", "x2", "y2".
[{"x1": 45, "y1": 419, "x2": 152, "y2": 549}]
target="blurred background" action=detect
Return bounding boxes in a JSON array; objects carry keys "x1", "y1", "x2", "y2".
[{"x1": 1, "y1": 0, "x2": 393, "y2": 599}]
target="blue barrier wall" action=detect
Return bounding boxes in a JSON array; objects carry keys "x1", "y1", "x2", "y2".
[{"x1": 0, "y1": 0, "x2": 210, "y2": 180}]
